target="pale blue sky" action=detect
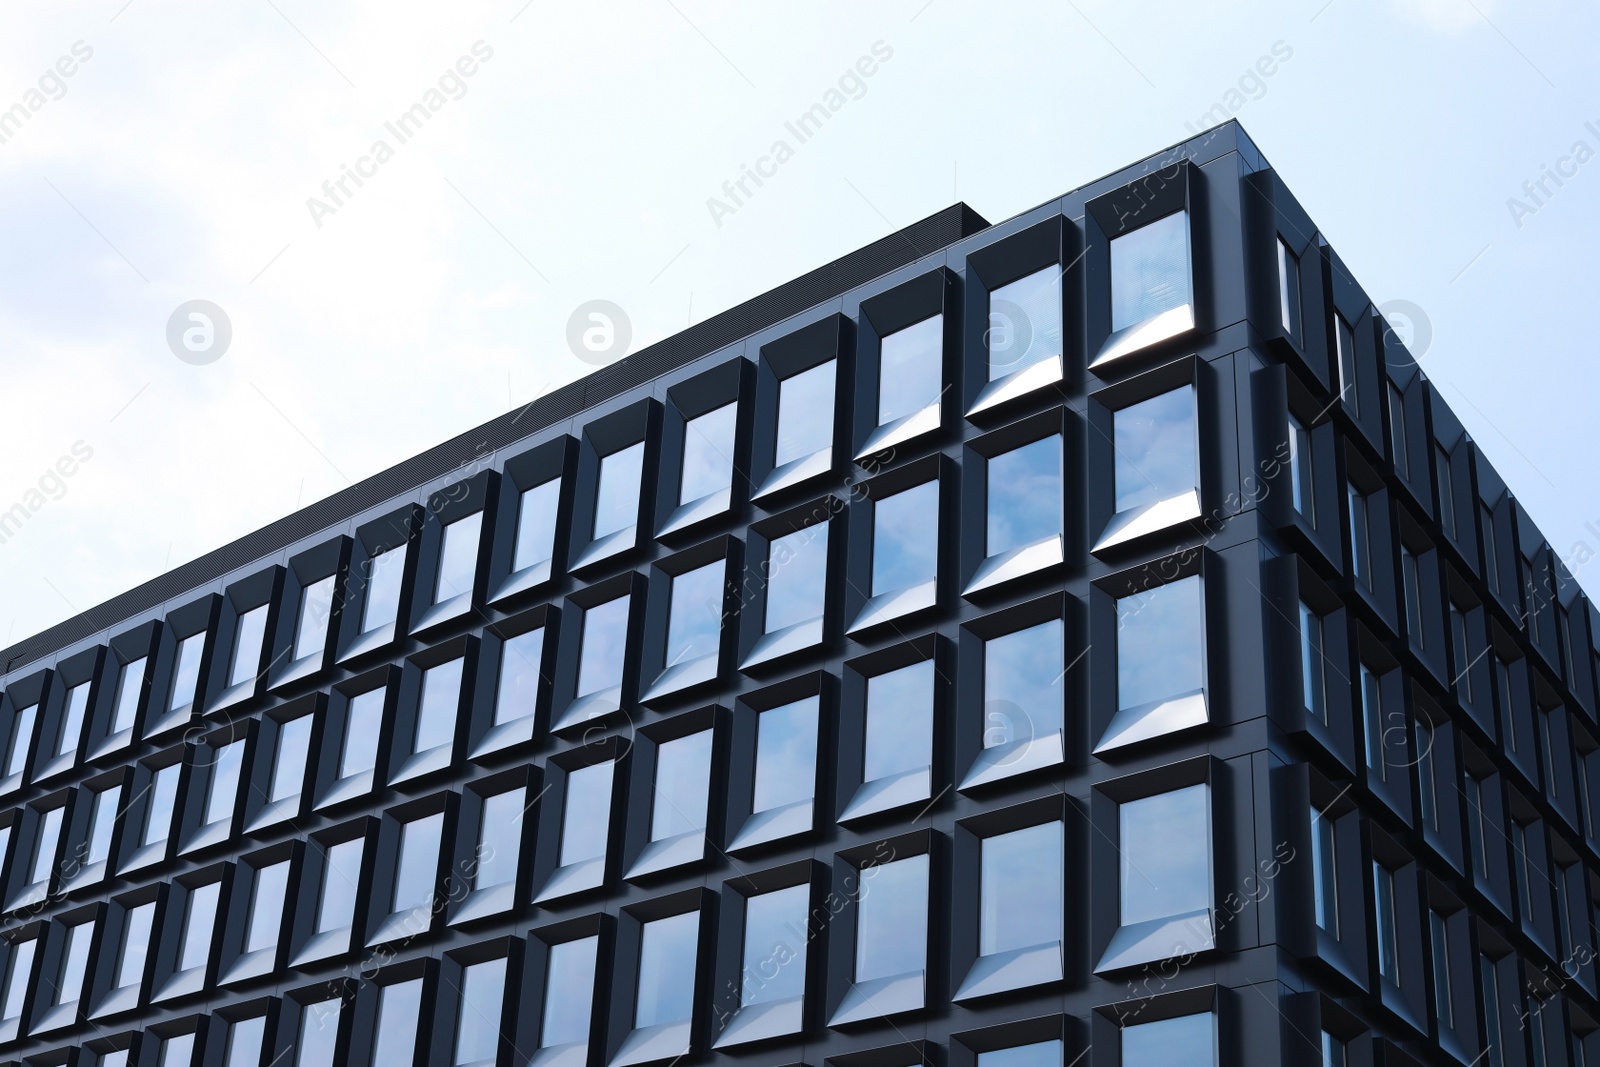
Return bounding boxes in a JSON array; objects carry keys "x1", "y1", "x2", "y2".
[{"x1": 1, "y1": 0, "x2": 1597, "y2": 646}]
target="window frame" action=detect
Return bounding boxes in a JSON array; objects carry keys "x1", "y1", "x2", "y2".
[
  {"x1": 726, "y1": 674, "x2": 827, "y2": 854},
  {"x1": 711, "y1": 861, "x2": 818, "y2": 1049},
  {"x1": 485, "y1": 434, "x2": 576, "y2": 605},
  {"x1": 826, "y1": 830, "x2": 935, "y2": 1026},
  {"x1": 623, "y1": 704, "x2": 723, "y2": 881},
  {"x1": 334, "y1": 504, "x2": 422, "y2": 666},
  {"x1": 387, "y1": 637, "x2": 476, "y2": 787},
  {"x1": 854, "y1": 268, "x2": 954, "y2": 458},
  {"x1": 750, "y1": 315, "x2": 847, "y2": 503},
  {"x1": 531, "y1": 738, "x2": 623, "y2": 905},
  {"x1": 550, "y1": 573, "x2": 643, "y2": 732},
  {"x1": 450, "y1": 767, "x2": 534, "y2": 926},
  {"x1": 468, "y1": 607, "x2": 551, "y2": 759},
  {"x1": 738, "y1": 495, "x2": 840, "y2": 673},
  {"x1": 411, "y1": 470, "x2": 495, "y2": 636},
  {"x1": 205, "y1": 568, "x2": 284, "y2": 715},
  {"x1": 656, "y1": 358, "x2": 750, "y2": 540},
  {"x1": 366, "y1": 794, "x2": 453, "y2": 949},
  {"x1": 838, "y1": 636, "x2": 943, "y2": 825},
  {"x1": 640, "y1": 539, "x2": 734, "y2": 705},
  {"x1": 845, "y1": 456, "x2": 947, "y2": 635}
]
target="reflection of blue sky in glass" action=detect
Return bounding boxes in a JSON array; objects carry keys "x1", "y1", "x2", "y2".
[
  {"x1": 872, "y1": 481, "x2": 938, "y2": 596},
  {"x1": 978, "y1": 1041, "x2": 1063, "y2": 1067},
  {"x1": 393, "y1": 813, "x2": 443, "y2": 912},
  {"x1": 1114, "y1": 386, "x2": 1197, "y2": 514},
  {"x1": 988, "y1": 436, "x2": 1061, "y2": 555},
  {"x1": 270, "y1": 716, "x2": 312, "y2": 802},
  {"x1": 984, "y1": 621, "x2": 1062, "y2": 746},
  {"x1": 170, "y1": 632, "x2": 205, "y2": 711},
  {"x1": 513, "y1": 479, "x2": 560, "y2": 571},
  {"x1": 864, "y1": 660, "x2": 933, "y2": 782},
  {"x1": 143, "y1": 765, "x2": 179, "y2": 847},
  {"x1": 494, "y1": 628, "x2": 542, "y2": 726},
  {"x1": 576, "y1": 595, "x2": 629, "y2": 696},
  {"x1": 58, "y1": 681, "x2": 90, "y2": 756},
  {"x1": 112, "y1": 658, "x2": 146, "y2": 734},
  {"x1": 372, "y1": 979, "x2": 423, "y2": 1067},
  {"x1": 341, "y1": 688, "x2": 385, "y2": 778},
  {"x1": 1120, "y1": 783, "x2": 1209, "y2": 924},
  {"x1": 855, "y1": 854, "x2": 927, "y2": 982},
  {"x1": 230, "y1": 604, "x2": 267, "y2": 681},
  {"x1": 980, "y1": 822, "x2": 1061, "y2": 955},
  {"x1": 774, "y1": 361, "x2": 835, "y2": 467},
  {"x1": 297, "y1": 1001, "x2": 339, "y2": 1067},
  {"x1": 652, "y1": 730, "x2": 713, "y2": 840},
  {"x1": 878, "y1": 315, "x2": 943, "y2": 425},
  {"x1": 434, "y1": 511, "x2": 482, "y2": 602},
  {"x1": 1117, "y1": 575, "x2": 1203, "y2": 710},
  {"x1": 476, "y1": 789, "x2": 524, "y2": 890},
  {"x1": 318, "y1": 839, "x2": 362, "y2": 932},
  {"x1": 635, "y1": 911, "x2": 698, "y2": 1027},
  {"x1": 594, "y1": 442, "x2": 645, "y2": 541},
  {"x1": 30, "y1": 807, "x2": 62, "y2": 883},
  {"x1": 414, "y1": 658, "x2": 463, "y2": 754},
  {"x1": 679, "y1": 402, "x2": 737, "y2": 505},
  {"x1": 560, "y1": 762, "x2": 613, "y2": 865},
  {"x1": 361, "y1": 546, "x2": 405, "y2": 634},
  {"x1": 765, "y1": 526, "x2": 827, "y2": 633},
  {"x1": 741, "y1": 883, "x2": 809, "y2": 1006},
  {"x1": 295, "y1": 576, "x2": 336, "y2": 662},
  {"x1": 86, "y1": 786, "x2": 119, "y2": 863},
  {"x1": 541, "y1": 936, "x2": 598, "y2": 1047},
  {"x1": 204, "y1": 739, "x2": 244, "y2": 825},
  {"x1": 988, "y1": 266, "x2": 1062, "y2": 380},
  {"x1": 180, "y1": 881, "x2": 220, "y2": 970},
  {"x1": 245, "y1": 861, "x2": 290, "y2": 953},
  {"x1": 667, "y1": 561, "x2": 723, "y2": 665},
  {"x1": 455, "y1": 958, "x2": 506, "y2": 1064},
  {"x1": 117, "y1": 903, "x2": 153, "y2": 987},
  {"x1": 1111, "y1": 211, "x2": 1191, "y2": 333},
  {"x1": 753, "y1": 696, "x2": 818, "y2": 813},
  {"x1": 1122, "y1": 1012, "x2": 1214, "y2": 1067}
]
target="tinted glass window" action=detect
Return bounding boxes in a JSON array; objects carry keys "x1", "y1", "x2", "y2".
[
  {"x1": 454, "y1": 957, "x2": 506, "y2": 1065},
  {"x1": 1277, "y1": 238, "x2": 1302, "y2": 337},
  {"x1": 667, "y1": 561, "x2": 724, "y2": 667},
  {"x1": 576, "y1": 596, "x2": 629, "y2": 698},
  {"x1": 31, "y1": 805, "x2": 64, "y2": 884},
  {"x1": 764, "y1": 526, "x2": 827, "y2": 634},
  {"x1": 392, "y1": 813, "x2": 443, "y2": 912},
  {"x1": 112, "y1": 657, "x2": 147, "y2": 734},
  {"x1": 295, "y1": 574, "x2": 337, "y2": 662},
  {"x1": 560, "y1": 762, "x2": 614, "y2": 866},
  {"x1": 413, "y1": 657, "x2": 464, "y2": 755},
  {"x1": 513, "y1": 479, "x2": 560, "y2": 572},
  {"x1": 361, "y1": 546, "x2": 405, "y2": 634},
  {"x1": 5, "y1": 704, "x2": 36, "y2": 777},
  {"x1": 1122, "y1": 1012, "x2": 1214, "y2": 1067},
  {"x1": 651, "y1": 730, "x2": 714, "y2": 841},
  {"x1": 774, "y1": 361, "x2": 835, "y2": 468},
  {"x1": 980, "y1": 822, "x2": 1062, "y2": 955},
  {"x1": 1114, "y1": 386, "x2": 1197, "y2": 514},
  {"x1": 58, "y1": 681, "x2": 91, "y2": 757},
  {"x1": 872, "y1": 481, "x2": 938, "y2": 595},
  {"x1": 117, "y1": 902, "x2": 155, "y2": 988},
  {"x1": 1300, "y1": 603, "x2": 1326, "y2": 724},
  {"x1": 541, "y1": 936, "x2": 599, "y2": 1048},
  {"x1": 988, "y1": 436, "x2": 1061, "y2": 556},
  {"x1": 297, "y1": 999, "x2": 341, "y2": 1067},
  {"x1": 594, "y1": 442, "x2": 645, "y2": 540},
  {"x1": 371, "y1": 978, "x2": 423, "y2": 1067},
  {"x1": 229, "y1": 606, "x2": 268, "y2": 688},
  {"x1": 271, "y1": 715, "x2": 314, "y2": 803},
  {"x1": 753, "y1": 696, "x2": 819, "y2": 814},
  {"x1": 0, "y1": 939, "x2": 34, "y2": 1022},
  {"x1": 225, "y1": 1016, "x2": 266, "y2": 1067},
  {"x1": 179, "y1": 880, "x2": 221, "y2": 971},
  {"x1": 85, "y1": 785, "x2": 120, "y2": 865},
  {"x1": 740, "y1": 883, "x2": 809, "y2": 1006},
  {"x1": 205, "y1": 739, "x2": 245, "y2": 826},
  {"x1": 435, "y1": 512, "x2": 483, "y2": 603},
  {"x1": 856, "y1": 854, "x2": 928, "y2": 982},
  {"x1": 635, "y1": 911, "x2": 699, "y2": 1028},
  {"x1": 170, "y1": 631, "x2": 205, "y2": 711},
  {"x1": 160, "y1": 1033, "x2": 196, "y2": 1067},
  {"x1": 494, "y1": 629, "x2": 543, "y2": 727},
  {"x1": 864, "y1": 660, "x2": 934, "y2": 783},
  {"x1": 1116, "y1": 575, "x2": 1204, "y2": 711},
  {"x1": 55, "y1": 920, "x2": 92, "y2": 1005},
  {"x1": 680, "y1": 402, "x2": 737, "y2": 505},
  {"x1": 1110, "y1": 210, "x2": 1191, "y2": 332},
  {"x1": 476, "y1": 788, "x2": 524, "y2": 890},
  {"x1": 978, "y1": 1042, "x2": 1063, "y2": 1067},
  {"x1": 143, "y1": 763, "x2": 181, "y2": 847},
  {"x1": 1288, "y1": 415, "x2": 1314, "y2": 522},
  {"x1": 341, "y1": 688, "x2": 385, "y2": 779},
  {"x1": 1120, "y1": 784, "x2": 1210, "y2": 925},
  {"x1": 1312, "y1": 805, "x2": 1338, "y2": 935},
  {"x1": 245, "y1": 861, "x2": 290, "y2": 953},
  {"x1": 878, "y1": 314, "x2": 943, "y2": 425},
  {"x1": 318, "y1": 838, "x2": 363, "y2": 933},
  {"x1": 984, "y1": 621, "x2": 1063, "y2": 747},
  {"x1": 987, "y1": 266, "x2": 1062, "y2": 380}
]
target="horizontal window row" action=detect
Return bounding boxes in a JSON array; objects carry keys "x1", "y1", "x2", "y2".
[{"x1": 0, "y1": 779, "x2": 1223, "y2": 1053}]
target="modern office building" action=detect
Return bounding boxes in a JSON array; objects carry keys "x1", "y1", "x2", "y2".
[{"x1": 0, "y1": 119, "x2": 1595, "y2": 1067}]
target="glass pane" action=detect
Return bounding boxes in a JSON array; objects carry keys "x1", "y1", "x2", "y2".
[
  {"x1": 1335, "y1": 314, "x2": 1358, "y2": 414},
  {"x1": 1348, "y1": 488, "x2": 1370, "y2": 586},
  {"x1": 987, "y1": 436, "x2": 1061, "y2": 556},
  {"x1": 143, "y1": 764, "x2": 180, "y2": 847},
  {"x1": 559, "y1": 762, "x2": 614, "y2": 866},
  {"x1": 112, "y1": 657, "x2": 147, "y2": 734},
  {"x1": 117, "y1": 902, "x2": 155, "y2": 988},
  {"x1": 651, "y1": 730, "x2": 714, "y2": 841},
  {"x1": 1278, "y1": 239, "x2": 1302, "y2": 336},
  {"x1": 984, "y1": 621, "x2": 1063, "y2": 748},
  {"x1": 371, "y1": 978, "x2": 423, "y2": 1067},
  {"x1": 1321, "y1": 1031, "x2": 1347, "y2": 1067},
  {"x1": 1300, "y1": 603, "x2": 1326, "y2": 724},
  {"x1": 1110, "y1": 210, "x2": 1192, "y2": 333},
  {"x1": 871, "y1": 481, "x2": 938, "y2": 595},
  {"x1": 295, "y1": 574, "x2": 337, "y2": 662},
  {"x1": 230, "y1": 605, "x2": 269, "y2": 688},
  {"x1": 1122, "y1": 1012, "x2": 1214, "y2": 1067},
  {"x1": 855, "y1": 854, "x2": 928, "y2": 982},
  {"x1": 980, "y1": 822, "x2": 1062, "y2": 955},
  {"x1": 58, "y1": 682, "x2": 90, "y2": 757},
  {"x1": 205, "y1": 739, "x2": 245, "y2": 826},
  {"x1": 1361, "y1": 665, "x2": 1385, "y2": 778},
  {"x1": 225, "y1": 1015, "x2": 266, "y2": 1067},
  {"x1": 361, "y1": 546, "x2": 405, "y2": 634},
  {"x1": 476, "y1": 789, "x2": 524, "y2": 890},
  {"x1": 1114, "y1": 386, "x2": 1197, "y2": 514},
  {"x1": 170, "y1": 632, "x2": 205, "y2": 711},
  {"x1": 878, "y1": 314, "x2": 943, "y2": 425},
  {"x1": 1116, "y1": 575, "x2": 1204, "y2": 710},
  {"x1": 454, "y1": 957, "x2": 506, "y2": 1065},
  {"x1": 988, "y1": 266, "x2": 1062, "y2": 380},
  {"x1": 774, "y1": 361, "x2": 835, "y2": 468},
  {"x1": 246, "y1": 861, "x2": 290, "y2": 953},
  {"x1": 31, "y1": 805, "x2": 63, "y2": 883},
  {"x1": 667, "y1": 561, "x2": 724, "y2": 667},
  {"x1": 764, "y1": 526, "x2": 827, "y2": 634},
  {"x1": 99, "y1": 1053, "x2": 131, "y2": 1067},
  {"x1": 541, "y1": 936, "x2": 599, "y2": 1048},
  {"x1": 298, "y1": 999, "x2": 341, "y2": 1067},
  {"x1": 753, "y1": 697, "x2": 819, "y2": 814},
  {"x1": 319, "y1": 838, "x2": 363, "y2": 932},
  {"x1": 576, "y1": 596, "x2": 629, "y2": 698},
  {"x1": 1312, "y1": 806, "x2": 1338, "y2": 935},
  {"x1": 1120, "y1": 784, "x2": 1210, "y2": 925},
  {"x1": 863, "y1": 660, "x2": 934, "y2": 783},
  {"x1": 1430, "y1": 910, "x2": 1453, "y2": 1029},
  {"x1": 513, "y1": 479, "x2": 560, "y2": 572},
  {"x1": 392, "y1": 814, "x2": 443, "y2": 912},
  {"x1": 494, "y1": 629, "x2": 543, "y2": 727},
  {"x1": 413, "y1": 658, "x2": 464, "y2": 756},
  {"x1": 0, "y1": 939, "x2": 34, "y2": 1020},
  {"x1": 160, "y1": 1033, "x2": 195, "y2": 1067},
  {"x1": 6, "y1": 704, "x2": 36, "y2": 777},
  {"x1": 271, "y1": 715, "x2": 314, "y2": 803},
  {"x1": 341, "y1": 688, "x2": 385, "y2": 779},
  {"x1": 680, "y1": 402, "x2": 737, "y2": 505},
  {"x1": 978, "y1": 1042, "x2": 1063, "y2": 1067},
  {"x1": 179, "y1": 881, "x2": 221, "y2": 971},
  {"x1": 56, "y1": 920, "x2": 93, "y2": 1005},
  {"x1": 594, "y1": 442, "x2": 645, "y2": 541},
  {"x1": 635, "y1": 911, "x2": 698, "y2": 1028},
  {"x1": 435, "y1": 512, "x2": 483, "y2": 603},
  {"x1": 1375, "y1": 863, "x2": 1400, "y2": 983},
  {"x1": 1289, "y1": 415, "x2": 1314, "y2": 522},
  {"x1": 740, "y1": 883, "x2": 809, "y2": 1006},
  {"x1": 86, "y1": 785, "x2": 119, "y2": 864}
]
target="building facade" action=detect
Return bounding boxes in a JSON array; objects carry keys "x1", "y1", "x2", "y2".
[{"x1": 0, "y1": 120, "x2": 1596, "y2": 1067}]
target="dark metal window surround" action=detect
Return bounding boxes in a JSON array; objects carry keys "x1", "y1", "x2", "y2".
[{"x1": 0, "y1": 125, "x2": 1594, "y2": 1066}]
